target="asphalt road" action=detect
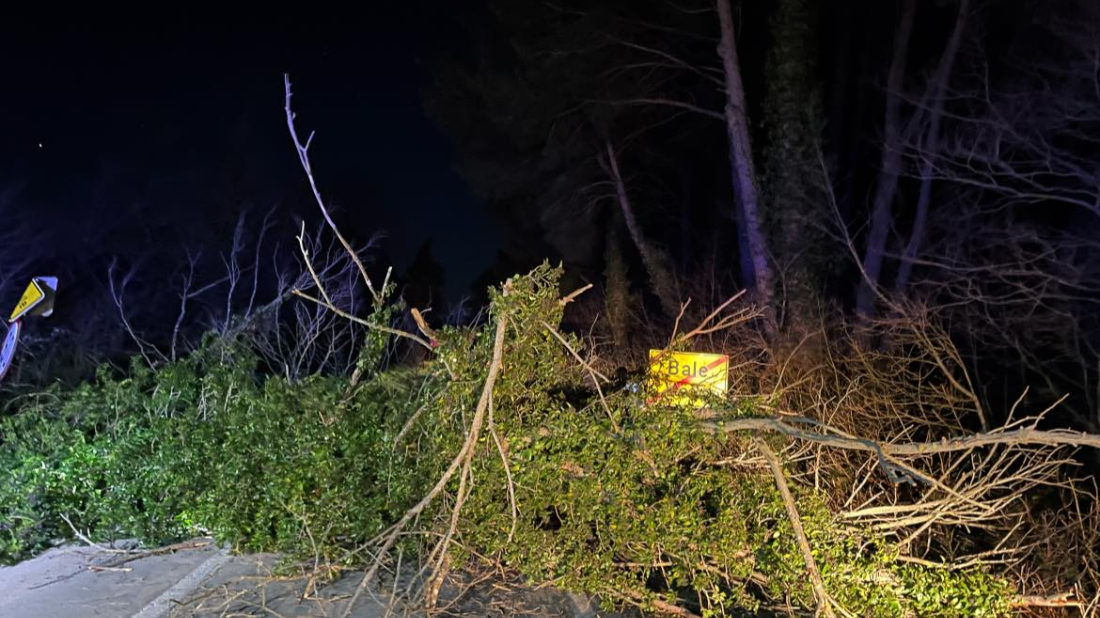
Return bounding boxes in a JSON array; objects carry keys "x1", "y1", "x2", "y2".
[{"x1": 0, "y1": 540, "x2": 603, "y2": 618}]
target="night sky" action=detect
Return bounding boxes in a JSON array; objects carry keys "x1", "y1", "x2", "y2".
[{"x1": 0, "y1": 9, "x2": 499, "y2": 302}]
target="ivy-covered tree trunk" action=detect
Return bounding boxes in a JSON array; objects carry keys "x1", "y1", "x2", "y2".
[
  {"x1": 761, "y1": 0, "x2": 830, "y2": 330},
  {"x1": 716, "y1": 0, "x2": 775, "y2": 330}
]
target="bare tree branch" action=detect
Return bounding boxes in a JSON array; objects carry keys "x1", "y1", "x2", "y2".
[{"x1": 285, "y1": 74, "x2": 381, "y2": 304}]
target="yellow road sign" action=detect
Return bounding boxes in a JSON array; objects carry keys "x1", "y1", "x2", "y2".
[
  {"x1": 647, "y1": 350, "x2": 729, "y2": 407},
  {"x1": 10, "y1": 280, "x2": 45, "y2": 322}
]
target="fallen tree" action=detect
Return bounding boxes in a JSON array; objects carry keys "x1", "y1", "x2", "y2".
[{"x1": 279, "y1": 76, "x2": 1100, "y2": 617}]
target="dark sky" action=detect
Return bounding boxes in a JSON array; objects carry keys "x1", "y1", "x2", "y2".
[{"x1": 0, "y1": 10, "x2": 499, "y2": 302}]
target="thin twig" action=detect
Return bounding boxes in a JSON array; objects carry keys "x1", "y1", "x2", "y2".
[
  {"x1": 285, "y1": 74, "x2": 380, "y2": 304},
  {"x1": 541, "y1": 321, "x2": 609, "y2": 382},
  {"x1": 616, "y1": 590, "x2": 702, "y2": 618},
  {"x1": 292, "y1": 289, "x2": 433, "y2": 351},
  {"x1": 392, "y1": 404, "x2": 427, "y2": 452},
  {"x1": 488, "y1": 392, "x2": 519, "y2": 545},
  {"x1": 104, "y1": 540, "x2": 212, "y2": 568},
  {"x1": 542, "y1": 320, "x2": 620, "y2": 432},
  {"x1": 88, "y1": 565, "x2": 132, "y2": 573},
  {"x1": 1010, "y1": 592, "x2": 1081, "y2": 608},
  {"x1": 598, "y1": 97, "x2": 724, "y2": 120},
  {"x1": 59, "y1": 514, "x2": 133, "y2": 554},
  {"x1": 671, "y1": 290, "x2": 755, "y2": 346},
  {"x1": 755, "y1": 439, "x2": 840, "y2": 618},
  {"x1": 669, "y1": 298, "x2": 691, "y2": 347},
  {"x1": 297, "y1": 221, "x2": 333, "y2": 307},
  {"x1": 559, "y1": 283, "x2": 593, "y2": 306}
]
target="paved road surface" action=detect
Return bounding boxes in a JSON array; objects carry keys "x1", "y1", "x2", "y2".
[{"x1": 0, "y1": 540, "x2": 604, "y2": 618}]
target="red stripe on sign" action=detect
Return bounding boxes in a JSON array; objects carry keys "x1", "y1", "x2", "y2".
[{"x1": 669, "y1": 356, "x2": 728, "y2": 392}]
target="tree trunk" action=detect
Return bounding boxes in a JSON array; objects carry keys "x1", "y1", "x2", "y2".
[
  {"x1": 895, "y1": 0, "x2": 970, "y2": 293},
  {"x1": 603, "y1": 220, "x2": 632, "y2": 346},
  {"x1": 856, "y1": 0, "x2": 915, "y2": 318},
  {"x1": 716, "y1": 0, "x2": 775, "y2": 330},
  {"x1": 729, "y1": 197, "x2": 756, "y2": 295},
  {"x1": 604, "y1": 143, "x2": 680, "y2": 318},
  {"x1": 605, "y1": 143, "x2": 648, "y2": 258},
  {"x1": 761, "y1": 0, "x2": 827, "y2": 331}
]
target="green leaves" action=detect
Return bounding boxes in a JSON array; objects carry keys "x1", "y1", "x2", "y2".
[
  {"x1": 0, "y1": 327, "x2": 435, "y2": 564},
  {"x1": 0, "y1": 264, "x2": 1015, "y2": 616}
]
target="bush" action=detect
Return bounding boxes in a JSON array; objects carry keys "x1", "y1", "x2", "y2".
[{"x1": 0, "y1": 331, "x2": 437, "y2": 565}]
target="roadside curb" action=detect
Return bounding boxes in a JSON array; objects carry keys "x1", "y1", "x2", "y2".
[{"x1": 131, "y1": 547, "x2": 231, "y2": 618}]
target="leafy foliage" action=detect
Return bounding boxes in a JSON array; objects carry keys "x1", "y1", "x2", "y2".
[
  {"x1": 0, "y1": 309, "x2": 437, "y2": 565},
  {"x1": 0, "y1": 265, "x2": 1013, "y2": 616},
  {"x1": 425, "y1": 267, "x2": 1010, "y2": 616}
]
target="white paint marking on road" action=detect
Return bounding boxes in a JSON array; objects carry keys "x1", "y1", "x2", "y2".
[{"x1": 131, "y1": 548, "x2": 230, "y2": 618}]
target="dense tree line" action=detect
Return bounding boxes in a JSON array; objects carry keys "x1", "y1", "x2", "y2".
[{"x1": 423, "y1": 0, "x2": 1100, "y2": 427}]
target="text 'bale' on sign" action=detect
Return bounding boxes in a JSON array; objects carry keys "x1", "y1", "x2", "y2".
[{"x1": 647, "y1": 350, "x2": 729, "y2": 408}]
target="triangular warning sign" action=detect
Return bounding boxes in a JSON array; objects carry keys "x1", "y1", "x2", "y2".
[{"x1": 10, "y1": 280, "x2": 45, "y2": 322}]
